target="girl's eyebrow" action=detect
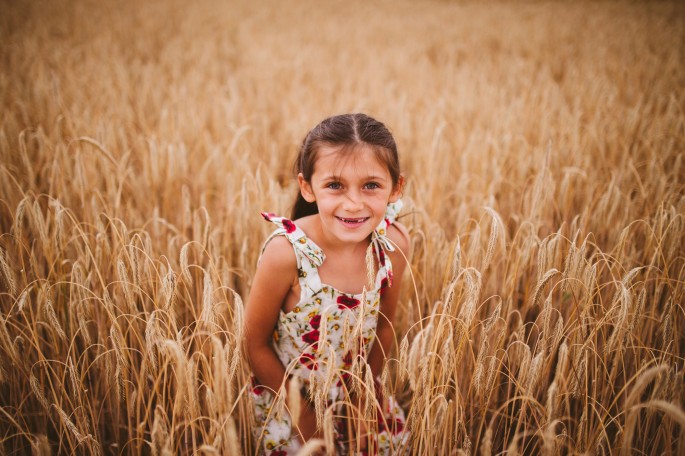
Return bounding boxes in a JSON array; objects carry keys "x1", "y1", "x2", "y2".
[{"x1": 319, "y1": 174, "x2": 388, "y2": 182}]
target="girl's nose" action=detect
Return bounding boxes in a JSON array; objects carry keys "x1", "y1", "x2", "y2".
[{"x1": 343, "y1": 191, "x2": 364, "y2": 211}]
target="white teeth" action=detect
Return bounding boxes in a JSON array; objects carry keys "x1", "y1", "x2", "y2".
[{"x1": 338, "y1": 217, "x2": 367, "y2": 223}]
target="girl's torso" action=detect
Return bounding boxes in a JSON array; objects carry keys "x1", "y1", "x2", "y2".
[{"x1": 259, "y1": 202, "x2": 402, "y2": 386}]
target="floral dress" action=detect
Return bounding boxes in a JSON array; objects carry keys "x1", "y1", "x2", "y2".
[{"x1": 250, "y1": 201, "x2": 409, "y2": 456}]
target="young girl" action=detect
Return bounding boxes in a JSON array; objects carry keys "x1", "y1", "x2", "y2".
[{"x1": 244, "y1": 113, "x2": 410, "y2": 455}]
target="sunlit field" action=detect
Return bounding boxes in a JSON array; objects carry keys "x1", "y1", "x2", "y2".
[{"x1": 1, "y1": 0, "x2": 684, "y2": 454}]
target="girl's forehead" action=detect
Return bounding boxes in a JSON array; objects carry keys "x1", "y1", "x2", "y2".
[{"x1": 314, "y1": 144, "x2": 389, "y2": 177}]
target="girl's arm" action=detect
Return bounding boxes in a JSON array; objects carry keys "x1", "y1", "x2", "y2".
[
  {"x1": 243, "y1": 236, "x2": 298, "y2": 394},
  {"x1": 367, "y1": 222, "x2": 411, "y2": 378}
]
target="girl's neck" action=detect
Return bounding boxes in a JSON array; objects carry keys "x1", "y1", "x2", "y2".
[{"x1": 321, "y1": 236, "x2": 370, "y2": 257}]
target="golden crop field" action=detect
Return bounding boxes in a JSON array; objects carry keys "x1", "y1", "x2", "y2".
[{"x1": 1, "y1": 0, "x2": 684, "y2": 454}]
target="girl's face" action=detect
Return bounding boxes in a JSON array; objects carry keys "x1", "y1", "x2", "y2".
[{"x1": 298, "y1": 144, "x2": 403, "y2": 247}]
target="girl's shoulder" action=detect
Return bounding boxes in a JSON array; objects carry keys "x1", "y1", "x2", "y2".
[
  {"x1": 288, "y1": 214, "x2": 321, "y2": 244},
  {"x1": 259, "y1": 234, "x2": 298, "y2": 275},
  {"x1": 386, "y1": 221, "x2": 410, "y2": 254}
]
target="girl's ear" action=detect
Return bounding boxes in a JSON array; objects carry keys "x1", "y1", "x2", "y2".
[
  {"x1": 389, "y1": 175, "x2": 405, "y2": 203},
  {"x1": 298, "y1": 173, "x2": 316, "y2": 202}
]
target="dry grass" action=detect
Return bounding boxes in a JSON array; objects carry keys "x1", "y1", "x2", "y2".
[{"x1": 1, "y1": 0, "x2": 684, "y2": 454}]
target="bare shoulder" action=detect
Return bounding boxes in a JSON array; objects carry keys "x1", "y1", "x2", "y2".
[
  {"x1": 388, "y1": 222, "x2": 411, "y2": 277},
  {"x1": 259, "y1": 234, "x2": 297, "y2": 276},
  {"x1": 386, "y1": 221, "x2": 410, "y2": 253}
]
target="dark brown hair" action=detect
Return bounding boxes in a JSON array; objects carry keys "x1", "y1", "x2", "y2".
[{"x1": 291, "y1": 113, "x2": 401, "y2": 220}]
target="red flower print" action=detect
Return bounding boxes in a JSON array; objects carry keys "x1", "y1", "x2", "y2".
[
  {"x1": 302, "y1": 329, "x2": 320, "y2": 345},
  {"x1": 337, "y1": 295, "x2": 360, "y2": 310},
  {"x1": 309, "y1": 314, "x2": 321, "y2": 330},
  {"x1": 378, "y1": 248, "x2": 386, "y2": 267},
  {"x1": 299, "y1": 353, "x2": 318, "y2": 370},
  {"x1": 378, "y1": 419, "x2": 387, "y2": 433},
  {"x1": 336, "y1": 371, "x2": 351, "y2": 387},
  {"x1": 251, "y1": 377, "x2": 265, "y2": 395},
  {"x1": 270, "y1": 451, "x2": 288, "y2": 456},
  {"x1": 391, "y1": 418, "x2": 405, "y2": 435},
  {"x1": 380, "y1": 270, "x2": 394, "y2": 295},
  {"x1": 282, "y1": 218, "x2": 296, "y2": 233}
]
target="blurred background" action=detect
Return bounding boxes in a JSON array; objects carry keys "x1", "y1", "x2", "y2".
[{"x1": 1, "y1": 0, "x2": 683, "y2": 454}]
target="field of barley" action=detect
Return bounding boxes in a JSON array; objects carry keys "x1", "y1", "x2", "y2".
[{"x1": 1, "y1": 0, "x2": 684, "y2": 454}]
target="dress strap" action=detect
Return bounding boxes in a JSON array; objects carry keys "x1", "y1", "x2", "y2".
[
  {"x1": 260, "y1": 213, "x2": 324, "y2": 297},
  {"x1": 371, "y1": 199, "x2": 403, "y2": 291},
  {"x1": 371, "y1": 200, "x2": 403, "y2": 252},
  {"x1": 260, "y1": 213, "x2": 325, "y2": 266}
]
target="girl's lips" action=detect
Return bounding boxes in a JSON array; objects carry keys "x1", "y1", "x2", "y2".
[{"x1": 336, "y1": 216, "x2": 370, "y2": 225}]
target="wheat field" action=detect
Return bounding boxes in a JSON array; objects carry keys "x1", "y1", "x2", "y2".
[{"x1": 1, "y1": 0, "x2": 684, "y2": 454}]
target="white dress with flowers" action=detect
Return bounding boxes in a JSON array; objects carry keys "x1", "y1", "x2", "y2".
[{"x1": 250, "y1": 201, "x2": 409, "y2": 456}]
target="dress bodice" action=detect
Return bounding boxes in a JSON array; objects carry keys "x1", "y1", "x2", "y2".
[{"x1": 259, "y1": 201, "x2": 403, "y2": 391}]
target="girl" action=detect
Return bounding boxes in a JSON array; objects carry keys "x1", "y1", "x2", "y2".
[{"x1": 244, "y1": 113, "x2": 410, "y2": 455}]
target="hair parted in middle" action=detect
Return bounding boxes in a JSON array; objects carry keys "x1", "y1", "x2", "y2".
[{"x1": 291, "y1": 113, "x2": 401, "y2": 220}]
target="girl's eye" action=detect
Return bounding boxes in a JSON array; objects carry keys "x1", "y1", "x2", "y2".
[
  {"x1": 363, "y1": 182, "x2": 380, "y2": 190},
  {"x1": 326, "y1": 182, "x2": 342, "y2": 190}
]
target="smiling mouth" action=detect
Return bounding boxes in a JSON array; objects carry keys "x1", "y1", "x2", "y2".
[{"x1": 336, "y1": 216, "x2": 369, "y2": 224}]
